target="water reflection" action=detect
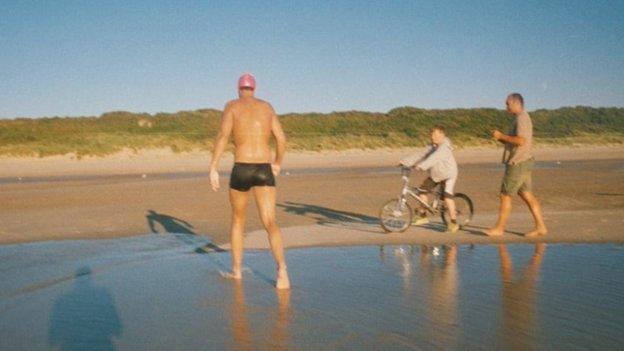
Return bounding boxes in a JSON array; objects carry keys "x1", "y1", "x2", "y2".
[
  {"x1": 499, "y1": 243, "x2": 546, "y2": 350},
  {"x1": 384, "y1": 243, "x2": 546, "y2": 349},
  {"x1": 229, "y1": 282, "x2": 292, "y2": 350},
  {"x1": 270, "y1": 290, "x2": 292, "y2": 351},
  {"x1": 48, "y1": 267, "x2": 122, "y2": 351},
  {"x1": 419, "y1": 245, "x2": 458, "y2": 349},
  {"x1": 230, "y1": 281, "x2": 251, "y2": 351}
]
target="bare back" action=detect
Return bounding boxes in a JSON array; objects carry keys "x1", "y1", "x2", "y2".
[{"x1": 229, "y1": 97, "x2": 274, "y2": 163}]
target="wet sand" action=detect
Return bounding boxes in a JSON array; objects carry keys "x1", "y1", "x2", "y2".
[
  {"x1": 0, "y1": 146, "x2": 623, "y2": 246},
  {"x1": 1, "y1": 147, "x2": 623, "y2": 349},
  {"x1": 1, "y1": 239, "x2": 623, "y2": 350}
]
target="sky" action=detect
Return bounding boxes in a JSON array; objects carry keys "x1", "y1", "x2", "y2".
[{"x1": 1, "y1": 0, "x2": 623, "y2": 118}]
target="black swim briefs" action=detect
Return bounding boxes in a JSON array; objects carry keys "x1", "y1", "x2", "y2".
[{"x1": 229, "y1": 163, "x2": 276, "y2": 191}]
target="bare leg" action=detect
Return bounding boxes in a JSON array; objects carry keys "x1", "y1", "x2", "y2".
[
  {"x1": 418, "y1": 194, "x2": 429, "y2": 216},
  {"x1": 444, "y1": 198, "x2": 457, "y2": 221},
  {"x1": 226, "y1": 189, "x2": 249, "y2": 279},
  {"x1": 498, "y1": 244, "x2": 512, "y2": 282},
  {"x1": 484, "y1": 194, "x2": 512, "y2": 236},
  {"x1": 254, "y1": 186, "x2": 290, "y2": 289},
  {"x1": 518, "y1": 191, "x2": 548, "y2": 237},
  {"x1": 231, "y1": 281, "x2": 251, "y2": 350}
]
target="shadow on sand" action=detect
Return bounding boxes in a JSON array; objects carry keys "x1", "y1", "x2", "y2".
[
  {"x1": 146, "y1": 210, "x2": 225, "y2": 253},
  {"x1": 146, "y1": 210, "x2": 278, "y2": 286},
  {"x1": 48, "y1": 267, "x2": 122, "y2": 351},
  {"x1": 277, "y1": 201, "x2": 381, "y2": 233}
]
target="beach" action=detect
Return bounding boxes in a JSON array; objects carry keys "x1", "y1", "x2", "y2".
[{"x1": 0, "y1": 145, "x2": 623, "y2": 247}]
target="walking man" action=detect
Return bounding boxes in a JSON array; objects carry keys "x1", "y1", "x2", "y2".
[
  {"x1": 210, "y1": 73, "x2": 290, "y2": 289},
  {"x1": 484, "y1": 93, "x2": 547, "y2": 237}
]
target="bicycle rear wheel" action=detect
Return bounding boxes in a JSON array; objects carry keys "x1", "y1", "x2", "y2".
[
  {"x1": 441, "y1": 193, "x2": 474, "y2": 227},
  {"x1": 379, "y1": 198, "x2": 413, "y2": 233}
]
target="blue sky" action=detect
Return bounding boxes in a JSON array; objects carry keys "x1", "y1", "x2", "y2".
[{"x1": 1, "y1": 1, "x2": 623, "y2": 118}]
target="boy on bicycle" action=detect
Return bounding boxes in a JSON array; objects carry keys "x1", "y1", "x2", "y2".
[{"x1": 399, "y1": 125, "x2": 459, "y2": 233}]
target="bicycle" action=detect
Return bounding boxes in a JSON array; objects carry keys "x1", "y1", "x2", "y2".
[{"x1": 379, "y1": 166, "x2": 474, "y2": 233}]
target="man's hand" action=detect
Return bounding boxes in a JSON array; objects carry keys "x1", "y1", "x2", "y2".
[
  {"x1": 209, "y1": 169, "x2": 220, "y2": 191},
  {"x1": 271, "y1": 163, "x2": 281, "y2": 176},
  {"x1": 491, "y1": 130, "x2": 504, "y2": 141}
]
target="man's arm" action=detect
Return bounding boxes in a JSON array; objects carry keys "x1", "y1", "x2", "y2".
[
  {"x1": 270, "y1": 105, "x2": 286, "y2": 175},
  {"x1": 492, "y1": 130, "x2": 525, "y2": 146},
  {"x1": 209, "y1": 103, "x2": 234, "y2": 191}
]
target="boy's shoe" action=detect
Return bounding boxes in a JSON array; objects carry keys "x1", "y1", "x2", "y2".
[
  {"x1": 412, "y1": 216, "x2": 429, "y2": 226},
  {"x1": 446, "y1": 222, "x2": 460, "y2": 233}
]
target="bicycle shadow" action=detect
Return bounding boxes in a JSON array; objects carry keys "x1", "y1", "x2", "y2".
[
  {"x1": 277, "y1": 201, "x2": 382, "y2": 233},
  {"x1": 146, "y1": 210, "x2": 225, "y2": 253}
]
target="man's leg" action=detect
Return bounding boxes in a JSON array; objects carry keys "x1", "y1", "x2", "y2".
[
  {"x1": 518, "y1": 191, "x2": 547, "y2": 236},
  {"x1": 485, "y1": 164, "x2": 519, "y2": 236},
  {"x1": 228, "y1": 189, "x2": 249, "y2": 279},
  {"x1": 253, "y1": 186, "x2": 290, "y2": 289},
  {"x1": 484, "y1": 194, "x2": 512, "y2": 236}
]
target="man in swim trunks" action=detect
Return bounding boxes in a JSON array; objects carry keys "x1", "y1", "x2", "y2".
[
  {"x1": 209, "y1": 73, "x2": 290, "y2": 289},
  {"x1": 484, "y1": 93, "x2": 547, "y2": 237}
]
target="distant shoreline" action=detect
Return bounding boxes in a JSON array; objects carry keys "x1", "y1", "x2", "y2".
[{"x1": 1, "y1": 144, "x2": 622, "y2": 179}]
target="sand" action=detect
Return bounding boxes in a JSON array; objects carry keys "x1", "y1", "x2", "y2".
[
  {"x1": 0, "y1": 145, "x2": 623, "y2": 247},
  {"x1": 1, "y1": 144, "x2": 623, "y2": 178},
  {"x1": 1, "y1": 146, "x2": 624, "y2": 350}
]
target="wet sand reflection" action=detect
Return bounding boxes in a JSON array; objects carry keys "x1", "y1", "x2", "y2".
[
  {"x1": 419, "y1": 245, "x2": 458, "y2": 349},
  {"x1": 230, "y1": 281, "x2": 252, "y2": 351},
  {"x1": 499, "y1": 243, "x2": 546, "y2": 350},
  {"x1": 229, "y1": 281, "x2": 292, "y2": 350}
]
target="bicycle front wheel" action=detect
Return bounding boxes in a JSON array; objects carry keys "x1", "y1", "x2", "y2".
[
  {"x1": 379, "y1": 198, "x2": 413, "y2": 233},
  {"x1": 441, "y1": 193, "x2": 474, "y2": 228}
]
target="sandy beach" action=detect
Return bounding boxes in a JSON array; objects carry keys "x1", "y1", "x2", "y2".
[{"x1": 1, "y1": 145, "x2": 622, "y2": 247}]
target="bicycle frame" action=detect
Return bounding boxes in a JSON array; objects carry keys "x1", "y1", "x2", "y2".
[{"x1": 398, "y1": 167, "x2": 443, "y2": 215}]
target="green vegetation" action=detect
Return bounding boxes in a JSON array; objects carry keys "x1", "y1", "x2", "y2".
[{"x1": 0, "y1": 106, "x2": 622, "y2": 157}]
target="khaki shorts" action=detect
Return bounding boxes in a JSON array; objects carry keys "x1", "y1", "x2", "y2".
[
  {"x1": 501, "y1": 158, "x2": 534, "y2": 195},
  {"x1": 420, "y1": 176, "x2": 456, "y2": 199}
]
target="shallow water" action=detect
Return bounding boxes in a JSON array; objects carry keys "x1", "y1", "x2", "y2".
[{"x1": 1, "y1": 236, "x2": 623, "y2": 350}]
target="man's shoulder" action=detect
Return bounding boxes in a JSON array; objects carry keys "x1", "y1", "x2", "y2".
[
  {"x1": 224, "y1": 99, "x2": 240, "y2": 110},
  {"x1": 518, "y1": 111, "x2": 532, "y2": 120},
  {"x1": 254, "y1": 98, "x2": 273, "y2": 109}
]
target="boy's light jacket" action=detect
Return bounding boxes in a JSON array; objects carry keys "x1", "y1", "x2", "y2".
[{"x1": 400, "y1": 137, "x2": 458, "y2": 182}]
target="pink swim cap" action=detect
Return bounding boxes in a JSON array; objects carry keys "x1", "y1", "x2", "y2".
[{"x1": 238, "y1": 73, "x2": 256, "y2": 90}]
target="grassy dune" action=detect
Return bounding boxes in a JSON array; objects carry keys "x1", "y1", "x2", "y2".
[{"x1": 0, "y1": 106, "x2": 622, "y2": 157}]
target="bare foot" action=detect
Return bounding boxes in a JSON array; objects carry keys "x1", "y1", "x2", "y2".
[
  {"x1": 220, "y1": 270, "x2": 242, "y2": 280},
  {"x1": 483, "y1": 228, "x2": 504, "y2": 236},
  {"x1": 276, "y1": 267, "x2": 290, "y2": 290},
  {"x1": 524, "y1": 227, "x2": 547, "y2": 237}
]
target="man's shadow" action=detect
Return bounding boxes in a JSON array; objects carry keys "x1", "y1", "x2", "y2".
[
  {"x1": 277, "y1": 201, "x2": 381, "y2": 233},
  {"x1": 48, "y1": 266, "x2": 122, "y2": 351},
  {"x1": 146, "y1": 210, "x2": 224, "y2": 253}
]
